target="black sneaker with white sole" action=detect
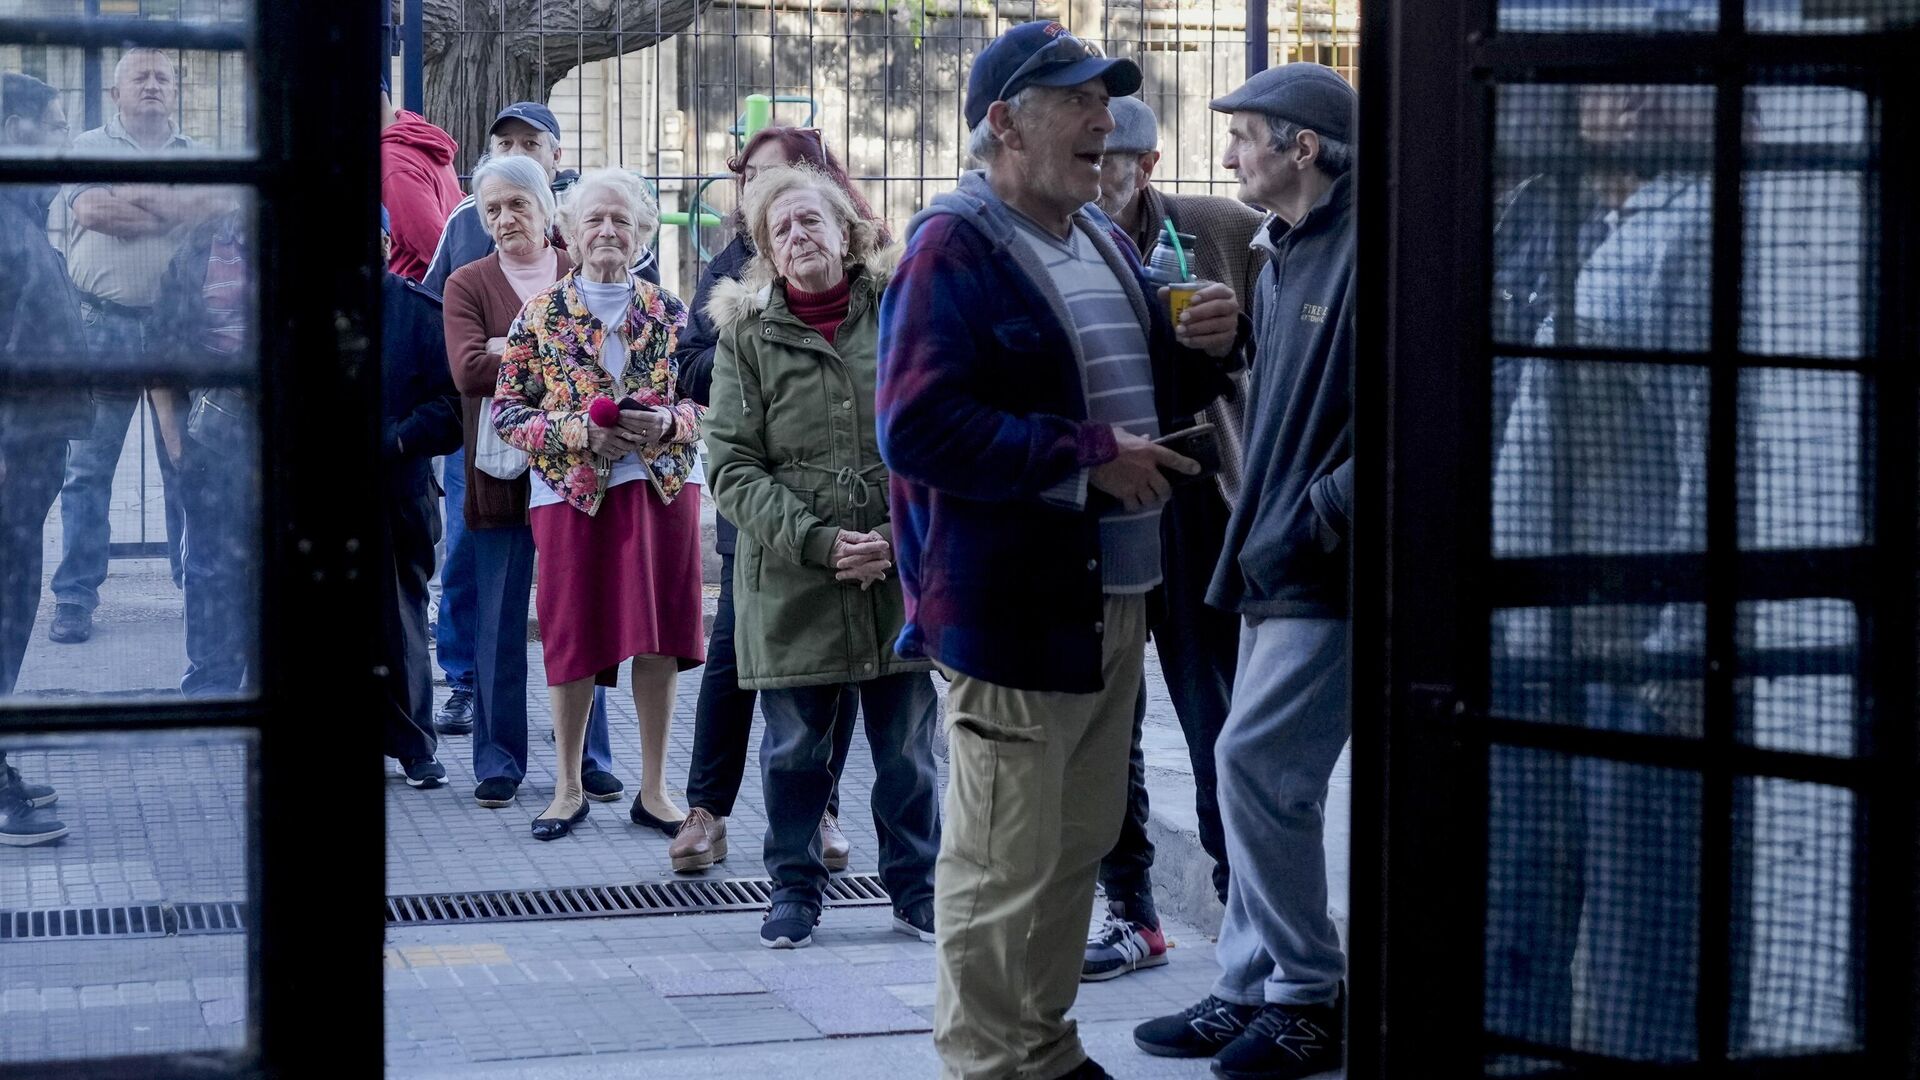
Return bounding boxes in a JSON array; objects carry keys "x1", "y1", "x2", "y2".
[
  {"x1": 760, "y1": 901, "x2": 820, "y2": 949},
  {"x1": 1211, "y1": 999, "x2": 1343, "y2": 1080},
  {"x1": 0, "y1": 803, "x2": 68, "y2": 846},
  {"x1": 0, "y1": 764, "x2": 56, "y2": 809},
  {"x1": 892, "y1": 900, "x2": 935, "y2": 943},
  {"x1": 1133, "y1": 995, "x2": 1262, "y2": 1059},
  {"x1": 400, "y1": 758, "x2": 447, "y2": 789}
]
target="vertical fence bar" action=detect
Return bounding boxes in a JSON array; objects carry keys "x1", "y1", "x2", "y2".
[
  {"x1": 403, "y1": 0, "x2": 424, "y2": 113},
  {"x1": 1246, "y1": 0, "x2": 1267, "y2": 79}
]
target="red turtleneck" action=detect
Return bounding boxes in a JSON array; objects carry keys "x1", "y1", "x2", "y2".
[{"x1": 785, "y1": 277, "x2": 852, "y2": 344}]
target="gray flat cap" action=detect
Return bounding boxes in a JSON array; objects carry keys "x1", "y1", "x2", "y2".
[
  {"x1": 1209, "y1": 62, "x2": 1355, "y2": 143},
  {"x1": 1106, "y1": 96, "x2": 1160, "y2": 154}
]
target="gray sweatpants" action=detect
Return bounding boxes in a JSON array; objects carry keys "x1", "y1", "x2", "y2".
[{"x1": 1212, "y1": 615, "x2": 1351, "y2": 1008}]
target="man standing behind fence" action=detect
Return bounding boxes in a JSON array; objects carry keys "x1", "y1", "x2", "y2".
[
  {"x1": 877, "y1": 22, "x2": 1243, "y2": 1080},
  {"x1": 1133, "y1": 63, "x2": 1356, "y2": 1080},
  {"x1": 1080, "y1": 93, "x2": 1263, "y2": 982},
  {"x1": 44, "y1": 47, "x2": 222, "y2": 647}
]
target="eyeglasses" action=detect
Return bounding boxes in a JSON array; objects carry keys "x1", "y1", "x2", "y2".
[{"x1": 997, "y1": 32, "x2": 1105, "y2": 104}]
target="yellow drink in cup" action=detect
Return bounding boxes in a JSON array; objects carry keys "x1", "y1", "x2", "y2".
[{"x1": 1166, "y1": 280, "x2": 1204, "y2": 324}]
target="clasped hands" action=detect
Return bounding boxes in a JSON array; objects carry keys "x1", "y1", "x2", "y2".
[{"x1": 831, "y1": 529, "x2": 891, "y2": 590}]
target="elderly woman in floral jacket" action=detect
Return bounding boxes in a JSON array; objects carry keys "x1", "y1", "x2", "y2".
[
  {"x1": 493, "y1": 168, "x2": 705, "y2": 841},
  {"x1": 704, "y1": 165, "x2": 941, "y2": 950}
]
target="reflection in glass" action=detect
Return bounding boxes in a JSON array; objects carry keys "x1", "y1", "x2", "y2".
[
  {"x1": 1737, "y1": 598, "x2": 1858, "y2": 757},
  {"x1": 1732, "y1": 778, "x2": 1859, "y2": 1055},
  {"x1": 1492, "y1": 84, "x2": 1716, "y2": 354},
  {"x1": 1, "y1": 182, "x2": 258, "y2": 705},
  {"x1": 0, "y1": 43, "x2": 252, "y2": 158},
  {"x1": 1498, "y1": 0, "x2": 1718, "y2": 35},
  {"x1": 1486, "y1": 744, "x2": 1703, "y2": 1062},
  {"x1": 1742, "y1": 85, "x2": 1872, "y2": 360},
  {"x1": 0, "y1": 730, "x2": 250, "y2": 1065}
]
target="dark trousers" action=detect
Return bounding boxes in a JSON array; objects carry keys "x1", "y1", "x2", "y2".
[
  {"x1": 379, "y1": 490, "x2": 440, "y2": 765},
  {"x1": 686, "y1": 550, "x2": 846, "y2": 817},
  {"x1": 179, "y1": 438, "x2": 256, "y2": 697},
  {"x1": 1, "y1": 440, "x2": 67, "y2": 695},
  {"x1": 1098, "y1": 484, "x2": 1238, "y2": 916},
  {"x1": 760, "y1": 671, "x2": 942, "y2": 910},
  {"x1": 468, "y1": 523, "x2": 614, "y2": 782}
]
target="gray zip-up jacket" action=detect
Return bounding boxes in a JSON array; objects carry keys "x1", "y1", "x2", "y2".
[{"x1": 1208, "y1": 172, "x2": 1356, "y2": 619}]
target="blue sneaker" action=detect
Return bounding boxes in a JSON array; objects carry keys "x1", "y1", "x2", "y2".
[{"x1": 759, "y1": 901, "x2": 820, "y2": 949}]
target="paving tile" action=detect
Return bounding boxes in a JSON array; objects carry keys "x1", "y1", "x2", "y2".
[
  {"x1": 768, "y1": 984, "x2": 934, "y2": 1037},
  {"x1": 669, "y1": 992, "x2": 823, "y2": 1046},
  {"x1": 643, "y1": 969, "x2": 767, "y2": 998}
]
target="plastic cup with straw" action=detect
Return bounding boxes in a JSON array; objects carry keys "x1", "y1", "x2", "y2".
[{"x1": 1161, "y1": 217, "x2": 1203, "y2": 324}]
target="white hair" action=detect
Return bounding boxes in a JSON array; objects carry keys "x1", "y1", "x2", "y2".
[
  {"x1": 966, "y1": 87, "x2": 1044, "y2": 167},
  {"x1": 554, "y1": 167, "x2": 659, "y2": 253},
  {"x1": 113, "y1": 48, "x2": 176, "y2": 86},
  {"x1": 470, "y1": 154, "x2": 556, "y2": 230}
]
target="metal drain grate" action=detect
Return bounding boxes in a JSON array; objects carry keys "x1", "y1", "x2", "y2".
[
  {"x1": 0, "y1": 901, "x2": 246, "y2": 942},
  {"x1": 386, "y1": 873, "x2": 892, "y2": 926}
]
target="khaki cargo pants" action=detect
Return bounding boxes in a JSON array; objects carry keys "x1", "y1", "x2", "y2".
[{"x1": 932, "y1": 594, "x2": 1147, "y2": 1080}]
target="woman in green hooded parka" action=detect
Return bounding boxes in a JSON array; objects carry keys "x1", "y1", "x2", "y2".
[{"x1": 704, "y1": 165, "x2": 940, "y2": 951}]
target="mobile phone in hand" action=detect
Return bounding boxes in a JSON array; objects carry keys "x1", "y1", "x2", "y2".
[{"x1": 1152, "y1": 422, "x2": 1221, "y2": 483}]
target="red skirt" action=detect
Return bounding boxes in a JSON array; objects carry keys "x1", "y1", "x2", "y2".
[{"x1": 529, "y1": 480, "x2": 707, "y2": 686}]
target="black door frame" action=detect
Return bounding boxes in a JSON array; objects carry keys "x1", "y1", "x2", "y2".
[
  {"x1": 1354, "y1": 2, "x2": 1918, "y2": 1077},
  {"x1": 0, "y1": 5, "x2": 385, "y2": 1076}
]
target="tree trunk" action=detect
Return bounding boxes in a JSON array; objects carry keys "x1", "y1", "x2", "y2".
[{"x1": 418, "y1": 0, "x2": 710, "y2": 174}]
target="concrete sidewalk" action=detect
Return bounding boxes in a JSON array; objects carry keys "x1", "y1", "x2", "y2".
[{"x1": 2, "y1": 436, "x2": 1352, "y2": 1075}]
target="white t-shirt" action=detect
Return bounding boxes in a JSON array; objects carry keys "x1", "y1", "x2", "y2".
[{"x1": 529, "y1": 277, "x2": 703, "y2": 509}]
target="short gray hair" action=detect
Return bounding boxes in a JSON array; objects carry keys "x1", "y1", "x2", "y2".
[
  {"x1": 554, "y1": 168, "x2": 659, "y2": 253},
  {"x1": 470, "y1": 154, "x2": 556, "y2": 231},
  {"x1": 1267, "y1": 117, "x2": 1353, "y2": 178},
  {"x1": 966, "y1": 87, "x2": 1043, "y2": 167}
]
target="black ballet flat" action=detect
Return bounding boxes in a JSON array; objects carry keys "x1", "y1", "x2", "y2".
[
  {"x1": 629, "y1": 800, "x2": 684, "y2": 839},
  {"x1": 531, "y1": 799, "x2": 589, "y2": 841}
]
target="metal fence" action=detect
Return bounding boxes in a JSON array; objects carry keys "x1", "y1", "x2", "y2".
[{"x1": 388, "y1": 0, "x2": 1360, "y2": 296}]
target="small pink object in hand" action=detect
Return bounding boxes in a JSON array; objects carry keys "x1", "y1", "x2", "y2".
[{"x1": 587, "y1": 397, "x2": 622, "y2": 428}]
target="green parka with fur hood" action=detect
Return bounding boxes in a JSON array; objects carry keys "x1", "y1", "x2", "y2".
[{"x1": 703, "y1": 249, "x2": 928, "y2": 690}]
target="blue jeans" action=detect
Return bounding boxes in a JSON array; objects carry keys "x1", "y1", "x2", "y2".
[
  {"x1": 178, "y1": 436, "x2": 255, "y2": 697},
  {"x1": 1483, "y1": 677, "x2": 1701, "y2": 1061},
  {"x1": 53, "y1": 309, "x2": 185, "y2": 608},
  {"x1": 468, "y1": 522, "x2": 613, "y2": 783},
  {"x1": 760, "y1": 671, "x2": 941, "y2": 910},
  {"x1": 1212, "y1": 616, "x2": 1350, "y2": 1008},
  {"x1": 434, "y1": 448, "x2": 476, "y2": 692}
]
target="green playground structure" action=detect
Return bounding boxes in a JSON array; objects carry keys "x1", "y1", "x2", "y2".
[{"x1": 655, "y1": 93, "x2": 818, "y2": 260}]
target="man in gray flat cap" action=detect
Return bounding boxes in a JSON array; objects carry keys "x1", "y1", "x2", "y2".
[
  {"x1": 1079, "y1": 94, "x2": 1263, "y2": 984},
  {"x1": 1133, "y1": 62, "x2": 1355, "y2": 1080}
]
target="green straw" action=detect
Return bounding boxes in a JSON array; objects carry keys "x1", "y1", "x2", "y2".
[{"x1": 1162, "y1": 217, "x2": 1191, "y2": 281}]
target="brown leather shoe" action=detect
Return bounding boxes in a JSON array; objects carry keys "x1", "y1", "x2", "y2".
[
  {"x1": 669, "y1": 808, "x2": 727, "y2": 873},
  {"x1": 820, "y1": 812, "x2": 851, "y2": 871}
]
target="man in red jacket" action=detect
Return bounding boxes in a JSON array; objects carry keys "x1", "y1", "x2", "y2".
[{"x1": 380, "y1": 78, "x2": 463, "y2": 282}]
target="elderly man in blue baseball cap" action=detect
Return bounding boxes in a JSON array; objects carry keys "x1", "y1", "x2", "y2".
[
  {"x1": 1131, "y1": 60, "x2": 1356, "y2": 1080},
  {"x1": 877, "y1": 20, "x2": 1247, "y2": 1080}
]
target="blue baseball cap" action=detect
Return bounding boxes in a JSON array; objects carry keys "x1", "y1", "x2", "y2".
[
  {"x1": 380, "y1": 205, "x2": 391, "y2": 235},
  {"x1": 964, "y1": 21, "x2": 1141, "y2": 131},
  {"x1": 489, "y1": 101, "x2": 562, "y2": 141}
]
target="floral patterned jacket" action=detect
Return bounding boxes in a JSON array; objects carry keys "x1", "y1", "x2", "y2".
[{"x1": 492, "y1": 271, "x2": 704, "y2": 515}]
